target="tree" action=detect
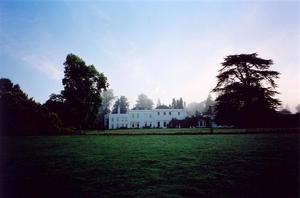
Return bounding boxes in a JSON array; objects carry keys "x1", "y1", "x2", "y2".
[
  {"x1": 172, "y1": 98, "x2": 176, "y2": 108},
  {"x1": 186, "y1": 102, "x2": 205, "y2": 116},
  {"x1": 1, "y1": 78, "x2": 62, "y2": 135},
  {"x1": 203, "y1": 94, "x2": 214, "y2": 114},
  {"x1": 112, "y1": 96, "x2": 129, "y2": 114},
  {"x1": 44, "y1": 93, "x2": 67, "y2": 125},
  {"x1": 213, "y1": 53, "x2": 281, "y2": 127},
  {"x1": 61, "y1": 54, "x2": 108, "y2": 129},
  {"x1": 179, "y1": 97, "x2": 184, "y2": 109},
  {"x1": 171, "y1": 97, "x2": 184, "y2": 109},
  {"x1": 135, "y1": 94, "x2": 154, "y2": 110},
  {"x1": 296, "y1": 104, "x2": 300, "y2": 113},
  {"x1": 156, "y1": 99, "x2": 162, "y2": 108},
  {"x1": 100, "y1": 89, "x2": 115, "y2": 114},
  {"x1": 96, "y1": 89, "x2": 115, "y2": 129}
]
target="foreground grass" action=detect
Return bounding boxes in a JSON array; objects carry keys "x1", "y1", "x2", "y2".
[{"x1": 1, "y1": 133, "x2": 299, "y2": 198}]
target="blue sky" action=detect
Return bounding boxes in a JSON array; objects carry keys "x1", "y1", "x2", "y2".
[{"x1": 1, "y1": 0, "x2": 299, "y2": 112}]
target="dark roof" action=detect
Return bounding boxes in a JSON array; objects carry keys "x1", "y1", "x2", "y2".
[{"x1": 156, "y1": 105, "x2": 170, "y2": 109}]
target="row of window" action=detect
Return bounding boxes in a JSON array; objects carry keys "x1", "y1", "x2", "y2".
[
  {"x1": 130, "y1": 112, "x2": 181, "y2": 117},
  {"x1": 157, "y1": 112, "x2": 180, "y2": 116},
  {"x1": 111, "y1": 111, "x2": 182, "y2": 123},
  {"x1": 111, "y1": 117, "x2": 128, "y2": 122},
  {"x1": 131, "y1": 113, "x2": 152, "y2": 118},
  {"x1": 112, "y1": 121, "x2": 168, "y2": 129}
]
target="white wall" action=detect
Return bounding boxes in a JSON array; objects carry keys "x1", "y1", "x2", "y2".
[{"x1": 107, "y1": 109, "x2": 187, "y2": 129}]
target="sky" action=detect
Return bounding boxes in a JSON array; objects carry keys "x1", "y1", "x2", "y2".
[{"x1": 1, "y1": 0, "x2": 299, "y2": 112}]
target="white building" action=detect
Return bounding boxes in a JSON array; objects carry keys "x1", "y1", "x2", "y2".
[{"x1": 105, "y1": 108, "x2": 187, "y2": 129}]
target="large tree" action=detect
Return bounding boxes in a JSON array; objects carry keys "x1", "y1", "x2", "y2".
[
  {"x1": 61, "y1": 54, "x2": 108, "y2": 129},
  {"x1": 112, "y1": 96, "x2": 129, "y2": 114},
  {"x1": 213, "y1": 53, "x2": 281, "y2": 127}
]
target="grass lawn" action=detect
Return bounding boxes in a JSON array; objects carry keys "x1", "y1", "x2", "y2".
[{"x1": 1, "y1": 133, "x2": 299, "y2": 198}]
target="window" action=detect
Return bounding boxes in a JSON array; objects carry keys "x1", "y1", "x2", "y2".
[
  {"x1": 116, "y1": 118, "x2": 119, "y2": 122},
  {"x1": 132, "y1": 114, "x2": 135, "y2": 118},
  {"x1": 164, "y1": 112, "x2": 166, "y2": 115},
  {"x1": 149, "y1": 114, "x2": 152, "y2": 118},
  {"x1": 137, "y1": 114, "x2": 139, "y2": 118},
  {"x1": 169, "y1": 112, "x2": 171, "y2": 115},
  {"x1": 158, "y1": 112, "x2": 160, "y2": 115},
  {"x1": 112, "y1": 118, "x2": 114, "y2": 122},
  {"x1": 178, "y1": 112, "x2": 180, "y2": 116},
  {"x1": 163, "y1": 122, "x2": 167, "y2": 127},
  {"x1": 157, "y1": 122, "x2": 160, "y2": 127}
]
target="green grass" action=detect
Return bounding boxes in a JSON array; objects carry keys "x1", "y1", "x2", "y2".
[
  {"x1": 1, "y1": 133, "x2": 299, "y2": 198},
  {"x1": 84, "y1": 127, "x2": 300, "y2": 135}
]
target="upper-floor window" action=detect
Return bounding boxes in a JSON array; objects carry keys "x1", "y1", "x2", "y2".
[
  {"x1": 112, "y1": 118, "x2": 114, "y2": 122},
  {"x1": 164, "y1": 112, "x2": 166, "y2": 115},
  {"x1": 149, "y1": 114, "x2": 152, "y2": 118},
  {"x1": 137, "y1": 113, "x2": 139, "y2": 118},
  {"x1": 158, "y1": 112, "x2": 160, "y2": 115},
  {"x1": 178, "y1": 112, "x2": 180, "y2": 116},
  {"x1": 116, "y1": 118, "x2": 119, "y2": 122},
  {"x1": 169, "y1": 112, "x2": 171, "y2": 115},
  {"x1": 132, "y1": 114, "x2": 135, "y2": 118}
]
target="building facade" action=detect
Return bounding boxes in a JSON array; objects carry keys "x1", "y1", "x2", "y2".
[{"x1": 105, "y1": 109, "x2": 187, "y2": 129}]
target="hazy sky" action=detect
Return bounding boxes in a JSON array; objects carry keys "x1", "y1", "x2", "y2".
[{"x1": 1, "y1": 0, "x2": 299, "y2": 111}]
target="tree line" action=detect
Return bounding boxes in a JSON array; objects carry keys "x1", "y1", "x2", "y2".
[
  {"x1": 1, "y1": 52, "x2": 299, "y2": 135},
  {"x1": 1, "y1": 54, "x2": 108, "y2": 135}
]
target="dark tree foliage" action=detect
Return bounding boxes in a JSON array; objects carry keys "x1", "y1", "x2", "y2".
[
  {"x1": 44, "y1": 93, "x2": 68, "y2": 126},
  {"x1": 171, "y1": 97, "x2": 184, "y2": 109},
  {"x1": 168, "y1": 115, "x2": 208, "y2": 128},
  {"x1": 61, "y1": 54, "x2": 108, "y2": 129},
  {"x1": 213, "y1": 53, "x2": 281, "y2": 128},
  {"x1": 112, "y1": 96, "x2": 129, "y2": 114},
  {"x1": 0, "y1": 78, "x2": 62, "y2": 135}
]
